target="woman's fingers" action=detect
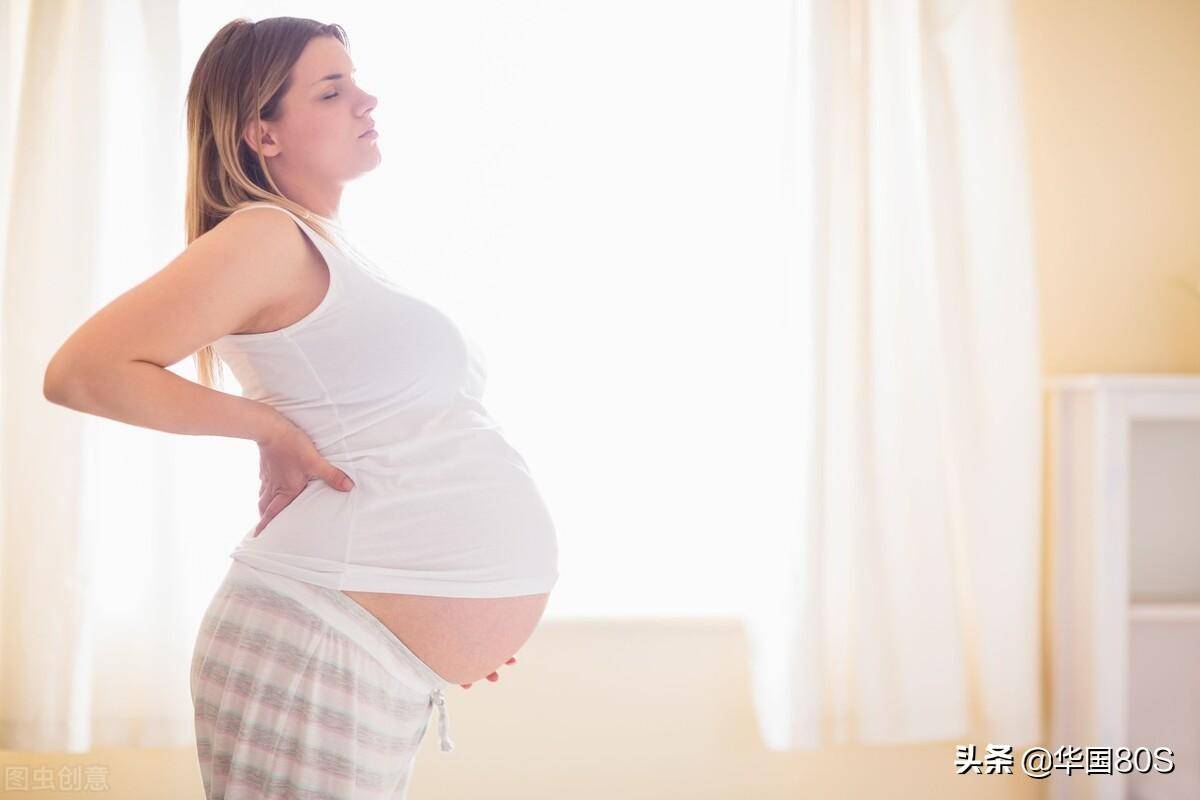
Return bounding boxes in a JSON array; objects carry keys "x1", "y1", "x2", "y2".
[
  {"x1": 254, "y1": 491, "x2": 295, "y2": 536},
  {"x1": 258, "y1": 486, "x2": 291, "y2": 518},
  {"x1": 456, "y1": 657, "x2": 517, "y2": 689},
  {"x1": 322, "y1": 463, "x2": 355, "y2": 491}
]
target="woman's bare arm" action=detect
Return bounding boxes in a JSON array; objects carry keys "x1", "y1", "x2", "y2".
[{"x1": 42, "y1": 207, "x2": 312, "y2": 445}]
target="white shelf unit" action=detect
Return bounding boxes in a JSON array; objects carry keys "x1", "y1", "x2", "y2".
[{"x1": 1048, "y1": 374, "x2": 1200, "y2": 800}]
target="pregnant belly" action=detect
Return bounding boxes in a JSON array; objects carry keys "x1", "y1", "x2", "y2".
[{"x1": 340, "y1": 590, "x2": 552, "y2": 685}]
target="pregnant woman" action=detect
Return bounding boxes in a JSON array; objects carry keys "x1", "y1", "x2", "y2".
[{"x1": 42, "y1": 17, "x2": 558, "y2": 799}]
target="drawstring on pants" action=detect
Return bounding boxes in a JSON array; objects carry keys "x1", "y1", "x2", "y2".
[{"x1": 431, "y1": 688, "x2": 454, "y2": 752}]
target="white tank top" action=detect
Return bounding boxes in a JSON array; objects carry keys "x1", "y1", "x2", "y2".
[{"x1": 211, "y1": 202, "x2": 559, "y2": 597}]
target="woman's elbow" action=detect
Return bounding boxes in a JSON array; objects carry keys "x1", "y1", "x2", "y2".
[{"x1": 43, "y1": 352, "x2": 86, "y2": 406}]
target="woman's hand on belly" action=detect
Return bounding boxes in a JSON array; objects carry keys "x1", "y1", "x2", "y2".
[{"x1": 460, "y1": 655, "x2": 516, "y2": 689}]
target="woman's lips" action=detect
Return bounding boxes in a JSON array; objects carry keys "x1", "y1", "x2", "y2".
[{"x1": 359, "y1": 128, "x2": 377, "y2": 139}]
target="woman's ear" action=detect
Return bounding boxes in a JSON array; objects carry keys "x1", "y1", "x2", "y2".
[{"x1": 242, "y1": 119, "x2": 280, "y2": 158}]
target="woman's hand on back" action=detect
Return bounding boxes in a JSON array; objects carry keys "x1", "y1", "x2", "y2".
[{"x1": 254, "y1": 414, "x2": 354, "y2": 537}]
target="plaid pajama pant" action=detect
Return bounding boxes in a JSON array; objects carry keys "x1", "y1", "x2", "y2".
[{"x1": 190, "y1": 559, "x2": 455, "y2": 799}]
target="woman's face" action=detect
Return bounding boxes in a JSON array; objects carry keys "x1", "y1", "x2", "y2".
[{"x1": 247, "y1": 36, "x2": 380, "y2": 187}]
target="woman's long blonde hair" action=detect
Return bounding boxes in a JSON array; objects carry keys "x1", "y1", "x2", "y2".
[{"x1": 185, "y1": 16, "x2": 348, "y2": 390}]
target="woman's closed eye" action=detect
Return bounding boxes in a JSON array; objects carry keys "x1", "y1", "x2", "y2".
[{"x1": 322, "y1": 92, "x2": 338, "y2": 100}]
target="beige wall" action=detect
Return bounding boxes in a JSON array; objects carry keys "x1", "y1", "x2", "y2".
[
  {"x1": 1021, "y1": 0, "x2": 1200, "y2": 374},
  {"x1": 5, "y1": 2, "x2": 1196, "y2": 798}
]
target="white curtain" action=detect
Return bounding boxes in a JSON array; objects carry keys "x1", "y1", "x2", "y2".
[
  {"x1": 0, "y1": 0, "x2": 239, "y2": 751},
  {"x1": 742, "y1": 0, "x2": 1043, "y2": 749}
]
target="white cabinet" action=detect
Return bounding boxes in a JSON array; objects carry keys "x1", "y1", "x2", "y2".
[{"x1": 1048, "y1": 375, "x2": 1200, "y2": 800}]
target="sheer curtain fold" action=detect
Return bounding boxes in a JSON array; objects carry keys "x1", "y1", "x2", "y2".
[
  {"x1": 744, "y1": 0, "x2": 1042, "y2": 750},
  {"x1": 0, "y1": 0, "x2": 191, "y2": 751}
]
